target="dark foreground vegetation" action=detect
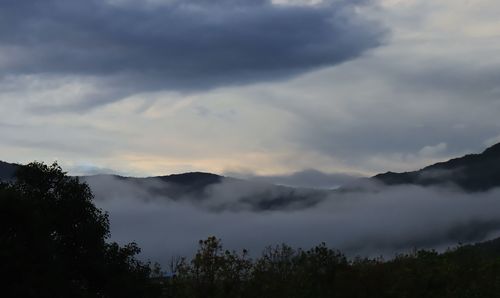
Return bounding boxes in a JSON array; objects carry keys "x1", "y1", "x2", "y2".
[
  {"x1": 0, "y1": 162, "x2": 162, "y2": 297},
  {"x1": 2, "y1": 162, "x2": 500, "y2": 298},
  {"x1": 166, "y1": 236, "x2": 500, "y2": 298}
]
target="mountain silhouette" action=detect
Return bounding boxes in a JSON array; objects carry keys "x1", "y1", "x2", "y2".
[
  {"x1": 0, "y1": 161, "x2": 18, "y2": 181},
  {"x1": 374, "y1": 143, "x2": 500, "y2": 191},
  {"x1": 1, "y1": 142, "x2": 499, "y2": 203},
  {"x1": 82, "y1": 173, "x2": 327, "y2": 211},
  {"x1": 84, "y1": 172, "x2": 223, "y2": 197}
]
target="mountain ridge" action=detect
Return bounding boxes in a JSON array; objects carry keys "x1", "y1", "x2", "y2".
[
  {"x1": 373, "y1": 143, "x2": 500, "y2": 191},
  {"x1": 1, "y1": 142, "x2": 500, "y2": 193},
  {"x1": 0, "y1": 160, "x2": 19, "y2": 181}
]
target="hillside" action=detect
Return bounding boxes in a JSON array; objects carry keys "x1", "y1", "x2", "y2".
[
  {"x1": 83, "y1": 173, "x2": 328, "y2": 211},
  {"x1": 0, "y1": 162, "x2": 328, "y2": 211},
  {"x1": 374, "y1": 143, "x2": 500, "y2": 191},
  {"x1": 0, "y1": 161, "x2": 18, "y2": 181}
]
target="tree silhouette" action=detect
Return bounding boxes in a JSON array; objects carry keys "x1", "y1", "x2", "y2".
[
  {"x1": 164, "y1": 236, "x2": 500, "y2": 298},
  {"x1": 171, "y1": 236, "x2": 252, "y2": 298},
  {"x1": 0, "y1": 162, "x2": 161, "y2": 298}
]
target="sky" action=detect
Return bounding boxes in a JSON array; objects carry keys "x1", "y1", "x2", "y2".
[{"x1": 1, "y1": 0, "x2": 500, "y2": 178}]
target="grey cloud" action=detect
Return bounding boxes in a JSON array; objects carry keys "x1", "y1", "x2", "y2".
[
  {"x1": 69, "y1": 164, "x2": 121, "y2": 176},
  {"x1": 417, "y1": 168, "x2": 465, "y2": 182},
  {"x1": 84, "y1": 175, "x2": 500, "y2": 265},
  {"x1": 0, "y1": 123, "x2": 127, "y2": 158},
  {"x1": 201, "y1": 178, "x2": 327, "y2": 211},
  {"x1": 0, "y1": 0, "x2": 386, "y2": 110},
  {"x1": 226, "y1": 169, "x2": 363, "y2": 189},
  {"x1": 296, "y1": 112, "x2": 499, "y2": 173},
  {"x1": 84, "y1": 175, "x2": 329, "y2": 211},
  {"x1": 389, "y1": 59, "x2": 500, "y2": 103},
  {"x1": 271, "y1": 69, "x2": 500, "y2": 172},
  {"x1": 297, "y1": 123, "x2": 466, "y2": 158}
]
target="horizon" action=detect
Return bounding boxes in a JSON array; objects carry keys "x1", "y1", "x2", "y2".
[{"x1": 2, "y1": 140, "x2": 499, "y2": 180}]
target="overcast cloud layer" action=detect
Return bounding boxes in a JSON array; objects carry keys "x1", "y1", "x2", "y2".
[{"x1": 0, "y1": 0, "x2": 499, "y2": 178}]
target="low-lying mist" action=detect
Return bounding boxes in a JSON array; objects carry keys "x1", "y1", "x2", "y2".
[{"x1": 85, "y1": 176, "x2": 500, "y2": 265}]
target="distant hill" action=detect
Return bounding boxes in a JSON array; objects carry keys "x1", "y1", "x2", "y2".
[
  {"x1": 0, "y1": 161, "x2": 327, "y2": 211},
  {"x1": 2, "y1": 142, "x2": 499, "y2": 206},
  {"x1": 82, "y1": 172, "x2": 328, "y2": 211},
  {"x1": 0, "y1": 161, "x2": 18, "y2": 181},
  {"x1": 374, "y1": 143, "x2": 500, "y2": 191},
  {"x1": 83, "y1": 172, "x2": 223, "y2": 197}
]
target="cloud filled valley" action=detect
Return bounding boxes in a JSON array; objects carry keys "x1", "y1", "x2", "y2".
[{"x1": 86, "y1": 174, "x2": 500, "y2": 265}]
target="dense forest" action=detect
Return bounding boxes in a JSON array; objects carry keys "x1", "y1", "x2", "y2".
[{"x1": 2, "y1": 162, "x2": 500, "y2": 298}]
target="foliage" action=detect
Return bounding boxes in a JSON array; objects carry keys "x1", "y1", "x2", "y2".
[
  {"x1": 0, "y1": 162, "x2": 161, "y2": 298},
  {"x1": 169, "y1": 236, "x2": 252, "y2": 298},
  {"x1": 165, "y1": 237, "x2": 500, "y2": 298}
]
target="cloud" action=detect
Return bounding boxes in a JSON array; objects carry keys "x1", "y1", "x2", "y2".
[
  {"x1": 68, "y1": 163, "x2": 121, "y2": 176},
  {"x1": 485, "y1": 135, "x2": 500, "y2": 147},
  {"x1": 266, "y1": 50, "x2": 500, "y2": 173},
  {"x1": 418, "y1": 142, "x2": 447, "y2": 158},
  {"x1": 85, "y1": 176, "x2": 500, "y2": 265},
  {"x1": 0, "y1": 0, "x2": 385, "y2": 111},
  {"x1": 226, "y1": 169, "x2": 363, "y2": 189},
  {"x1": 84, "y1": 175, "x2": 329, "y2": 211}
]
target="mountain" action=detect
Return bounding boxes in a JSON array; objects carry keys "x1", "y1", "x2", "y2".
[
  {"x1": 0, "y1": 161, "x2": 18, "y2": 181},
  {"x1": 374, "y1": 143, "x2": 500, "y2": 191},
  {"x1": 84, "y1": 172, "x2": 223, "y2": 197},
  {"x1": 2, "y1": 142, "x2": 499, "y2": 206},
  {"x1": 0, "y1": 161, "x2": 328, "y2": 211},
  {"x1": 82, "y1": 173, "x2": 328, "y2": 211}
]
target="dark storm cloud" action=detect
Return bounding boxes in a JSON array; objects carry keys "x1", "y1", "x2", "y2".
[{"x1": 0, "y1": 0, "x2": 385, "y2": 110}]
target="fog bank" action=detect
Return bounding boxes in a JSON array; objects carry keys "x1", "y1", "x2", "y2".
[{"x1": 87, "y1": 176, "x2": 500, "y2": 265}]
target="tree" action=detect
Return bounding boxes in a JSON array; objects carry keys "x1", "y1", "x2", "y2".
[
  {"x1": 171, "y1": 236, "x2": 252, "y2": 298},
  {"x1": 0, "y1": 162, "x2": 161, "y2": 298}
]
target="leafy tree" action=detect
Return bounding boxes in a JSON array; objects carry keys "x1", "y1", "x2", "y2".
[
  {"x1": 0, "y1": 162, "x2": 161, "y2": 298},
  {"x1": 166, "y1": 236, "x2": 500, "y2": 298},
  {"x1": 170, "y1": 236, "x2": 252, "y2": 298}
]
